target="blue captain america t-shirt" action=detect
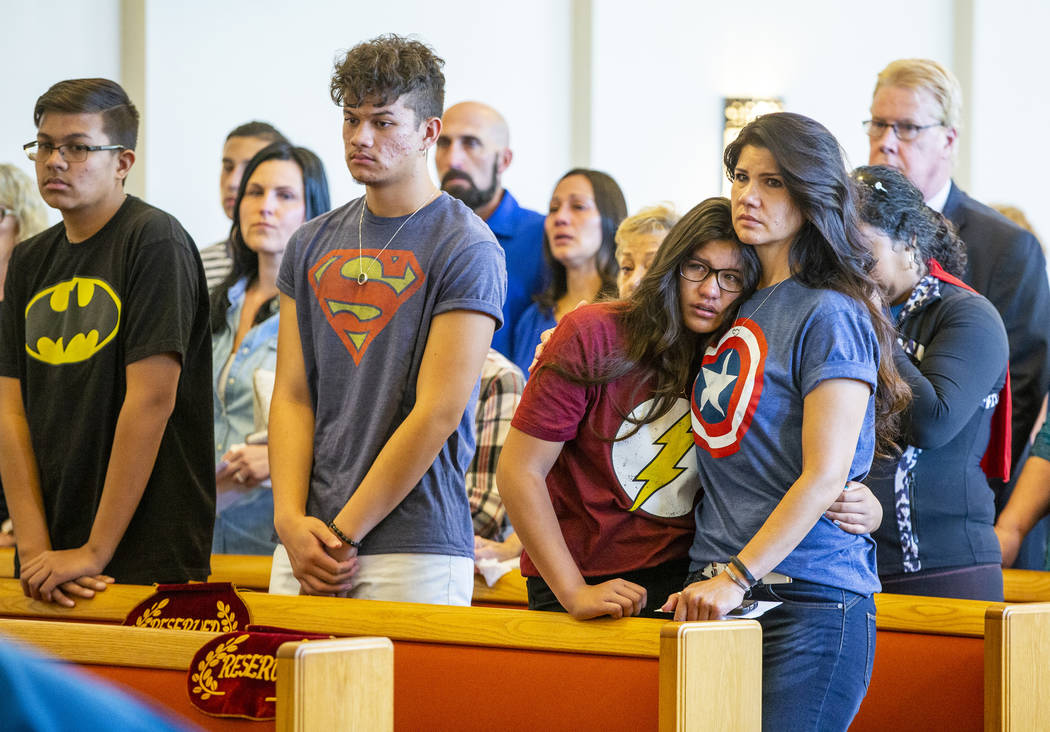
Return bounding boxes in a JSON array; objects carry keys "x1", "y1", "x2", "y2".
[{"x1": 688, "y1": 277, "x2": 882, "y2": 596}]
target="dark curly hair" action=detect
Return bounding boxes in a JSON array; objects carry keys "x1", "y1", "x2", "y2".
[
  {"x1": 330, "y1": 34, "x2": 445, "y2": 123},
  {"x1": 853, "y1": 164, "x2": 967, "y2": 278}
]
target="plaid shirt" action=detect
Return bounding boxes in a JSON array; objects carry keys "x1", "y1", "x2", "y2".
[{"x1": 468, "y1": 349, "x2": 525, "y2": 539}]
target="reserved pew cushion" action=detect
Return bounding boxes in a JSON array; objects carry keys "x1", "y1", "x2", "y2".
[
  {"x1": 189, "y1": 627, "x2": 331, "y2": 720},
  {"x1": 125, "y1": 583, "x2": 251, "y2": 632}
]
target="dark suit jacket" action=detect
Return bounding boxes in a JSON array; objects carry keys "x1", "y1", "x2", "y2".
[{"x1": 943, "y1": 181, "x2": 1050, "y2": 470}]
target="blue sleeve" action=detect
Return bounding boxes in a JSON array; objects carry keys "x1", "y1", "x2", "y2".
[
  {"x1": 798, "y1": 304, "x2": 879, "y2": 397},
  {"x1": 0, "y1": 637, "x2": 193, "y2": 732},
  {"x1": 433, "y1": 239, "x2": 506, "y2": 326}
]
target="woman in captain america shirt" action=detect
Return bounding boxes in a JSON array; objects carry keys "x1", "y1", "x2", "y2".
[
  {"x1": 665, "y1": 114, "x2": 910, "y2": 731},
  {"x1": 497, "y1": 197, "x2": 884, "y2": 620}
]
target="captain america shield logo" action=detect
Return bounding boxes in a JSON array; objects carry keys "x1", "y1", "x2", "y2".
[{"x1": 691, "y1": 318, "x2": 768, "y2": 457}]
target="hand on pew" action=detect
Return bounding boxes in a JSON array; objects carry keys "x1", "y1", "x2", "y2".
[
  {"x1": 824, "y1": 481, "x2": 883, "y2": 534},
  {"x1": 562, "y1": 578, "x2": 647, "y2": 620},
  {"x1": 19, "y1": 547, "x2": 113, "y2": 607},
  {"x1": 280, "y1": 515, "x2": 359, "y2": 596},
  {"x1": 664, "y1": 573, "x2": 745, "y2": 621}
]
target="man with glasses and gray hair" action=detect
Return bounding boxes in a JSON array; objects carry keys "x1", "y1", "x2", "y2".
[
  {"x1": 0, "y1": 78, "x2": 214, "y2": 606},
  {"x1": 865, "y1": 58, "x2": 1050, "y2": 569}
]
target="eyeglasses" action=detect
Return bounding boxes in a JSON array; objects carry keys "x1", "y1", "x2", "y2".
[
  {"x1": 23, "y1": 141, "x2": 126, "y2": 163},
  {"x1": 862, "y1": 120, "x2": 943, "y2": 142},
  {"x1": 0, "y1": 208, "x2": 15, "y2": 224},
  {"x1": 679, "y1": 260, "x2": 744, "y2": 292}
]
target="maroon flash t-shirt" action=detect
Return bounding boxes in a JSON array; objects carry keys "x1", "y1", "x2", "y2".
[{"x1": 512, "y1": 302, "x2": 700, "y2": 577}]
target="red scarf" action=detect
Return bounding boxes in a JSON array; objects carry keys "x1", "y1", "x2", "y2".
[{"x1": 926, "y1": 258, "x2": 1012, "y2": 481}]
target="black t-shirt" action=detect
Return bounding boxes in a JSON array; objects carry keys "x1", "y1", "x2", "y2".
[{"x1": 0, "y1": 195, "x2": 214, "y2": 583}]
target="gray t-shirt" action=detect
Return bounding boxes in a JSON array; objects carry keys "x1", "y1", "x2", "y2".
[
  {"x1": 688, "y1": 278, "x2": 881, "y2": 596},
  {"x1": 277, "y1": 193, "x2": 506, "y2": 558}
]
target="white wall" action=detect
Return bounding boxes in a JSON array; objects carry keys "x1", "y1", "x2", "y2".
[
  {"x1": 0, "y1": 0, "x2": 121, "y2": 226},
  {"x1": 590, "y1": 0, "x2": 954, "y2": 216},
  {"x1": 141, "y1": 0, "x2": 572, "y2": 246},
  {"x1": 4, "y1": 1, "x2": 1048, "y2": 251},
  {"x1": 969, "y1": 0, "x2": 1050, "y2": 241}
]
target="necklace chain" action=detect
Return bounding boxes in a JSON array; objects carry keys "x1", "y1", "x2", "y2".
[
  {"x1": 731, "y1": 278, "x2": 785, "y2": 334},
  {"x1": 355, "y1": 189, "x2": 439, "y2": 285}
]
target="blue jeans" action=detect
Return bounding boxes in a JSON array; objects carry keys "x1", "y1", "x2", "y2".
[
  {"x1": 751, "y1": 579, "x2": 876, "y2": 732},
  {"x1": 211, "y1": 486, "x2": 277, "y2": 555}
]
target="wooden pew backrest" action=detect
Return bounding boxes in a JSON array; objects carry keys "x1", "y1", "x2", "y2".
[
  {"x1": 1002, "y1": 569, "x2": 1050, "y2": 603},
  {"x1": 660, "y1": 621, "x2": 761, "y2": 732},
  {"x1": 0, "y1": 619, "x2": 394, "y2": 732},
  {"x1": 276, "y1": 637, "x2": 393, "y2": 732},
  {"x1": 0, "y1": 580, "x2": 761, "y2": 732},
  {"x1": 984, "y1": 602, "x2": 1050, "y2": 732}
]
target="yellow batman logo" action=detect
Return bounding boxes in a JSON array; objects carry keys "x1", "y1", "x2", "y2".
[{"x1": 24, "y1": 277, "x2": 121, "y2": 364}]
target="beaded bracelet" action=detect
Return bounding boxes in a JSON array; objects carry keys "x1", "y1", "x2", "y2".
[{"x1": 327, "y1": 521, "x2": 362, "y2": 549}]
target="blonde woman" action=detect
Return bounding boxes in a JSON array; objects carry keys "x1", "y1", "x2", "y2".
[
  {"x1": 0, "y1": 164, "x2": 49, "y2": 298},
  {"x1": 0, "y1": 163, "x2": 49, "y2": 546}
]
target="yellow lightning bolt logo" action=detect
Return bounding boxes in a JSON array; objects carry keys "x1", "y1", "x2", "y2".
[{"x1": 629, "y1": 412, "x2": 693, "y2": 512}]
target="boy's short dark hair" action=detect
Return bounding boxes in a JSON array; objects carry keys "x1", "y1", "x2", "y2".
[
  {"x1": 226, "y1": 121, "x2": 287, "y2": 143},
  {"x1": 33, "y1": 78, "x2": 140, "y2": 150},
  {"x1": 329, "y1": 34, "x2": 445, "y2": 123}
]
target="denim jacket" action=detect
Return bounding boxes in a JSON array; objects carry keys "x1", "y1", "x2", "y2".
[{"x1": 212, "y1": 278, "x2": 279, "y2": 465}]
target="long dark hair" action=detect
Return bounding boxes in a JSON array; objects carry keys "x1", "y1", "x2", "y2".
[
  {"x1": 724, "y1": 113, "x2": 910, "y2": 456},
  {"x1": 541, "y1": 197, "x2": 760, "y2": 439},
  {"x1": 211, "y1": 142, "x2": 330, "y2": 333},
  {"x1": 853, "y1": 164, "x2": 967, "y2": 278},
  {"x1": 535, "y1": 168, "x2": 626, "y2": 313}
]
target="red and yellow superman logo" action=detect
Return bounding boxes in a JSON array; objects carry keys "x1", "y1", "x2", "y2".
[{"x1": 309, "y1": 249, "x2": 424, "y2": 365}]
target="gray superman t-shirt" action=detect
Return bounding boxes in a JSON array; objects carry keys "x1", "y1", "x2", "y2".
[{"x1": 278, "y1": 193, "x2": 507, "y2": 558}]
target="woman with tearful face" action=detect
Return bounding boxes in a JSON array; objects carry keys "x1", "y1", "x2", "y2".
[
  {"x1": 855, "y1": 164, "x2": 1008, "y2": 601},
  {"x1": 509, "y1": 169, "x2": 625, "y2": 376},
  {"x1": 498, "y1": 198, "x2": 884, "y2": 619}
]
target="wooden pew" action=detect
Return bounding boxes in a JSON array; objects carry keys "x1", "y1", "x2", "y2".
[
  {"x1": 0, "y1": 618, "x2": 393, "y2": 731},
  {"x1": 12, "y1": 549, "x2": 1050, "y2": 608},
  {"x1": 984, "y1": 602, "x2": 1050, "y2": 730},
  {"x1": 1002, "y1": 568, "x2": 1050, "y2": 603},
  {"x1": 850, "y1": 594, "x2": 1050, "y2": 732},
  {"x1": 0, "y1": 578, "x2": 760, "y2": 731},
  {"x1": 5, "y1": 570, "x2": 1046, "y2": 731},
  {"x1": 0, "y1": 547, "x2": 533, "y2": 605}
]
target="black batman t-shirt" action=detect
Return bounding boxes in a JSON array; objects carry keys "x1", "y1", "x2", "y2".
[{"x1": 0, "y1": 195, "x2": 214, "y2": 583}]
